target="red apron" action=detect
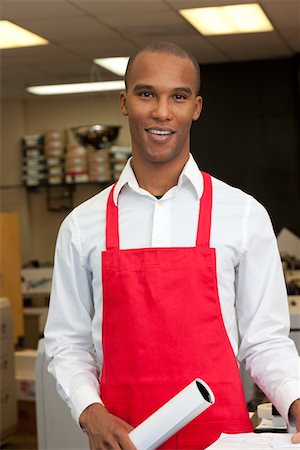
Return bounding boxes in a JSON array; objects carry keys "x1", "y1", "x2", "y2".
[{"x1": 101, "y1": 172, "x2": 253, "y2": 449}]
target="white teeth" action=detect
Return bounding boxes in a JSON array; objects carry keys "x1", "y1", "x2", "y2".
[{"x1": 148, "y1": 129, "x2": 172, "y2": 135}]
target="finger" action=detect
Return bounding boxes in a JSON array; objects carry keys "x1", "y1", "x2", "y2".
[
  {"x1": 88, "y1": 433, "x2": 122, "y2": 450},
  {"x1": 291, "y1": 431, "x2": 300, "y2": 444},
  {"x1": 90, "y1": 438, "x2": 122, "y2": 450},
  {"x1": 118, "y1": 432, "x2": 137, "y2": 450},
  {"x1": 116, "y1": 417, "x2": 134, "y2": 432}
]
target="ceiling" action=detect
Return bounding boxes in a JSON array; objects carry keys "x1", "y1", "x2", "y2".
[{"x1": 1, "y1": 0, "x2": 299, "y2": 100}]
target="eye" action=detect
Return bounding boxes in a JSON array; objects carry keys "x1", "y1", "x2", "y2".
[
  {"x1": 174, "y1": 93, "x2": 187, "y2": 101},
  {"x1": 139, "y1": 91, "x2": 154, "y2": 98}
]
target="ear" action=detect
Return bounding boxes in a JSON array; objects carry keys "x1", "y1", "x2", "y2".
[
  {"x1": 120, "y1": 90, "x2": 128, "y2": 116},
  {"x1": 192, "y1": 96, "x2": 203, "y2": 121}
]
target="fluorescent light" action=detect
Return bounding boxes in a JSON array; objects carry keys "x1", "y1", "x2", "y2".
[
  {"x1": 94, "y1": 57, "x2": 129, "y2": 76},
  {"x1": 0, "y1": 20, "x2": 48, "y2": 49},
  {"x1": 179, "y1": 4, "x2": 273, "y2": 36},
  {"x1": 26, "y1": 80, "x2": 126, "y2": 96}
]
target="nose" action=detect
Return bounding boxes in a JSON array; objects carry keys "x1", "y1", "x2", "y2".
[{"x1": 151, "y1": 98, "x2": 173, "y2": 121}]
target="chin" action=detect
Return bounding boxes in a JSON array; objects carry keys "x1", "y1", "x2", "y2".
[{"x1": 145, "y1": 149, "x2": 181, "y2": 165}]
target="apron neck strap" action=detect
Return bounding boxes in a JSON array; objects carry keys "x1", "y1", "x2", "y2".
[
  {"x1": 196, "y1": 171, "x2": 212, "y2": 248},
  {"x1": 106, "y1": 182, "x2": 119, "y2": 250},
  {"x1": 105, "y1": 171, "x2": 212, "y2": 250}
]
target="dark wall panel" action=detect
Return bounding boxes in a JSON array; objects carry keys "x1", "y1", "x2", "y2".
[{"x1": 191, "y1": 57, "x2": 300, "y2": 235}]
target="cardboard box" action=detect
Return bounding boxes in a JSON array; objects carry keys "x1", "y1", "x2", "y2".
[
  {"x1": 17, "y1": 400, "x2": 37, "y2": 434},
  {"x1": 0, "y1": 213, "x2": 24, "y2": 343}
]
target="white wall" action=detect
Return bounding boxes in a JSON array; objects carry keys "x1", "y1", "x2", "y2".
[{"x1": 0, "y1": 93, "x2": 130, "y2": 264}]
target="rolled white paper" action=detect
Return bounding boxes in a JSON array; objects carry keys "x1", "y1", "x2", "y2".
[{"x1": 129, "y1": 378, "x2": 215, "y2": 450}]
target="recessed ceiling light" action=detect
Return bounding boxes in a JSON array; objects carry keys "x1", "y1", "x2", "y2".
[
  {"x1": 179, "y1": 3, "x2": 273, "y2": 36},
  {"x1": 26, "y1": 80, "x2": 126, "y2": 96},
  {"x1": 93, "y1": 57, "x2": 129, "y2": 76},
  {"x1": 0, "y1": 20, "x2": 49, "y2": 49}
]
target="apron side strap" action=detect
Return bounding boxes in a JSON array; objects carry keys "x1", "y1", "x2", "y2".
[
  {"x1": 196, "y1": 171, "x2": 212, "y2": 248},
  {"x1": 105, "y1": 183, "x2": 120, "y2": 250}
]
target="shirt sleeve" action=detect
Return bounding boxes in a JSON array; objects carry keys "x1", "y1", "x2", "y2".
[
  {"x1": 44, "y1": 211, "x2": 103, "y2": 426},
  {"x1": 236, "y1": 196, "x2": 300, "y2": 424}
]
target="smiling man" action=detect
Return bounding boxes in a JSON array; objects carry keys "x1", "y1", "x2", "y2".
[
  {"x1": 44, "y1": 42, "x2": 300, "y2": 450},
  {"x1": 121, "y1": 49, "x2": 201, "y2": 170}
]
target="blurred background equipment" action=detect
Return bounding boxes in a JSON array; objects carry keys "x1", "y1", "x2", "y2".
[{"x1": 0, "y1": 298, "x2": 17, "y2": 445}]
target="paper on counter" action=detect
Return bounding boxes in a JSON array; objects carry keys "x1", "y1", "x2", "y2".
[
  {"x1": 256, "y1": 418, "x2": 287, "y2": 432},
  {"x1": 206, "y1": 433, "x2": 300, "y2": 449},
  {"x1": 272, "y1": 434, "x2": 300, "y2": 448},
  {"x1": 277, "y1": 228, "x2": 300, "y2": 259},
  {"x1": 129, "y1": 378, "x2": 214, "y2": 450}
]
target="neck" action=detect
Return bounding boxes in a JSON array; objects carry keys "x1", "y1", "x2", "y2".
[{"x1": 131, "y1": 155, "x2": 189, "y2": 196}]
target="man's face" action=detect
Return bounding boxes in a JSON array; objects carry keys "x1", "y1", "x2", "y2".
[{"x1": 120, "y1": 51, "x2": 202, "y2": 166}]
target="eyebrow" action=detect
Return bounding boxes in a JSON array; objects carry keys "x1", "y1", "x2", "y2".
[
  {"x1": 132, "y1": 84, "x2": 193, "y2": 95},
  {"x1": 133, "y1": 84, "x2": 154, "y2": 92},
  {"x1": 173, "y1": 86, "x2": 193, "y2": 95}
]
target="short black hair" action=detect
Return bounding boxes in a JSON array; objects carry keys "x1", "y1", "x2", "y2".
[{"x1": 125, "y1": 41, "x2": 201, "y2": 95}]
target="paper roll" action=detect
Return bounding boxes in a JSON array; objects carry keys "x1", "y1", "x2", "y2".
[{"x1": 129, "y1": 378, "x2": 215, "y2": 450}]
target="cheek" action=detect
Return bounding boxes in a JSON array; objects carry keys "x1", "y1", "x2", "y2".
[
  {"x1": 128, "y1": 116, "x2": 144, "y2": 138},
  {"x1": 175, "y1": 106, "x2": 196, "y2": 123},
  {"x1": 177, "y1": 114, "x2": 194, "y2": 130},
  {"x1": 128, "y1": 108, "x2": 146, "y2": 125}
]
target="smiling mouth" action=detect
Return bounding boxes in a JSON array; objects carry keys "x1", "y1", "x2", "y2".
[{"x1": 146, "y1": 128, "x2": 175, "y2": 136}]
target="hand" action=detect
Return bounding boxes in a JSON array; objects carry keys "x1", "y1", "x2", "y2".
[
  {"x1": 79, "y1": 403, "x2": 136, "y2": 450},
  {"x1": 290, "y1": 399, "x2": 300, "y2": 444}
]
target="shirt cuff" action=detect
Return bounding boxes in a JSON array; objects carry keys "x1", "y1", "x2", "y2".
[
  {"x1": 69, "y1": 383, "x2": 103, "y2": 426},
  {"x1": 273, "y1": 379, "x2": 300, "y2": 425}
]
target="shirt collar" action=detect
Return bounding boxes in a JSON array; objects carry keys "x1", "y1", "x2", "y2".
[{"x1": 113, "y1": 154, "x2": 203, "y2": 205}]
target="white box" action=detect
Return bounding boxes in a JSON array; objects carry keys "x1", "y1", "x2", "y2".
[
  {"x1": 15, "y1": 349, "x2": 37, "y2": 378},
  {"x1": 15, "y1": 377, "x2": 36, "y2": 401},
  {"x1": 15, "y1": 350, "x2": 37, "y2": 401},
  {"x1": 21, "y1": 268, "x2": 53, "y2": 295}
]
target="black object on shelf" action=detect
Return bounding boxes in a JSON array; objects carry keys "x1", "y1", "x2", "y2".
[
  {"x1": 71, "y1": 124, "x2": 121, "y2": 149},
  {"x1": 46, "y1": 184, "x2": 75, "y2": 212}
]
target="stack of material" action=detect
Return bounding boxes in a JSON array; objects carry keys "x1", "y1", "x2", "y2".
[
  {"x1": 88, "y1": 148, "x2": 112, "y2": 182},
  {"x1": 65, "y1": 144, "x2": 88, "y2": 183},
  {"x1": 0, "y1": 299, "x2": 17, "y2": 443},
  {"x1": 44, "y1": 131, "x2": 65, "y2": 185},
  {"x1": 22, "y1": 135, "x2": 46, "y2": 187},
  {"x1": 110, "y1": 146, "x2": 132, "y2": 180}
]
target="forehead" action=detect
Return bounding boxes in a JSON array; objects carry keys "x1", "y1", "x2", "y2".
[{"x1": 127, "y1": 51, "x2": 198, "y2": 93}]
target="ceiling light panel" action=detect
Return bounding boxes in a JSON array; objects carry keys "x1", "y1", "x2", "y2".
[
  {"x1": 179, "y1": 4, "x2": 274, "y2": 36},
  {"x1": 26, "y1": 80, "x2": 126, "y2": 96},
  {"x1": 0, "y1": 20, "x2": 49, "y2": 49},
  {"x1": 93, "y1": 57, "x2": 129, "y2": 76}
]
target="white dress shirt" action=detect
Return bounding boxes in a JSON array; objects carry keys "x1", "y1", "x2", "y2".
[{"x1": 44, "y1": 154, "x2": 300, "y2": 426}]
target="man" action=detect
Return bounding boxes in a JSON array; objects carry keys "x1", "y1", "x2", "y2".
[{"x1": 44, "y1": 42, "x2": 300, "y2": 449}]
